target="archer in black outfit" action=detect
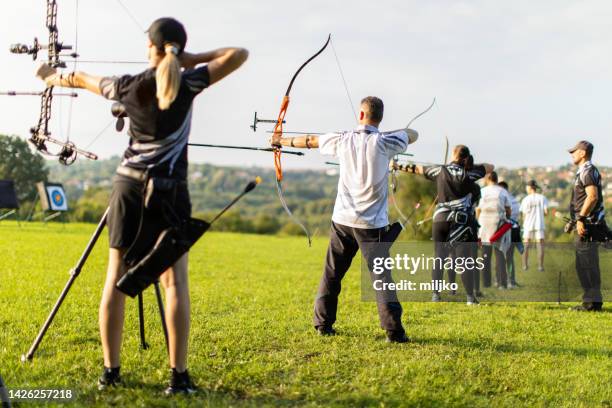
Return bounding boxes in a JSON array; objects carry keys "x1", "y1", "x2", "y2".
[
  {"x1": 396, "y1": 145, "x2": 493, "y2": 304},
  {"x1": 36, "y1": 17, "x2": 248, "y2": 393}
]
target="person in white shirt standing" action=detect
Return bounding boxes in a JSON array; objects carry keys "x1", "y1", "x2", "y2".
[
  {"x1": 476, "y1": 172, "x2": 511, "y2": 289},
  {"x1": 271, "y1": 96, "x2": 418, "y2": 343},
  {"x1": 519, "y1": 180, "x2": 548, "y2": 271}
]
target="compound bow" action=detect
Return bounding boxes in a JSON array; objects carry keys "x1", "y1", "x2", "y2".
[{"x1": 8, "y1": 0, "x2": 99, "y2": 165}]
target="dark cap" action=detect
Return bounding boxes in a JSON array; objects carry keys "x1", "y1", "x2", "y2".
[
  {"x1": 147, "y1": 17, "x2": 187, "y2": 54},
  {"x1": 568, "y1": 140, "x2": 594, "y2": 155},
  {"x1": 526, "y1": 180, "x2": 539, "y2": 190}
]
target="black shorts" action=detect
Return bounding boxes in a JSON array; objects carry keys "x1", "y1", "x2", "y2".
[{"x1": 107, "y1": 174, "x2": 192, "y2": 249}]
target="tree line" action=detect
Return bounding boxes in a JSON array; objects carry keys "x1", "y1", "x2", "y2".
[{"x1": 1, "y1": 134, "x2": 607, "y2": 241}]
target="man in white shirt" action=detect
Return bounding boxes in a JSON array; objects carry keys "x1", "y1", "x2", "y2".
[
  {"x1": 271, "y1": 96, "x2": 418, "y2": 343},
  {"x1": 519, "y1": 180, "x2": 548, "y2": 271},
  {"x1": 476, "y1": 172, "x2": 511, "y2": 289}
]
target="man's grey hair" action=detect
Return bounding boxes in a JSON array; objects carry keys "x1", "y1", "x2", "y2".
[{"x1": 361, "y1": 96, "x2": 384, "y2": 122}]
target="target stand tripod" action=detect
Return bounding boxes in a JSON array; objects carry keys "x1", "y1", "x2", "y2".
[{"x1": 22, "y1": 208, "x2": 168, "y2": 362}]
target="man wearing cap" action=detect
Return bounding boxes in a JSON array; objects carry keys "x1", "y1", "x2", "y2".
[
  {"x1": 568, "y1": 140, "x2": 605, "y2": 311},
  {"x1": 519, "y1": 180, "x2": 548, "y2": 271}
]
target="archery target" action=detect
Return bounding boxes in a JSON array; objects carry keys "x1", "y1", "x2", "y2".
[{"x1": 46, "y1": 185, "x2": 68, "y2": 211}]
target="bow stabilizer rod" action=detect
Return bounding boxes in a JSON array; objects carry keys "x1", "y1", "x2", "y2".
[
  {"x1": 250, "y1": 111, "x2": 285, "y2": 132},
  {"x1": 0, "y1": 91, "x2": 77, "y2": 97}
]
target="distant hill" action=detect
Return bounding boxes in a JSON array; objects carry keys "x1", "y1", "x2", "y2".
[{"x1": 47, "y1": 157, "x2": 610, "y2": 240}]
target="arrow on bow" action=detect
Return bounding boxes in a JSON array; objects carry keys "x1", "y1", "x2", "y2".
[
  {"x1": 108, "y1": 102, "x2": 304, "y2": 156},
  {"x1": 187, "y1": 143, "x2": 304, "y2": 156},
  {"x1": 268, "y1": 34, "x2": 332, "y2": 246}
]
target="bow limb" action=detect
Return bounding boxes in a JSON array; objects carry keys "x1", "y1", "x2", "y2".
[
  {"x1": 406, "y1": 97, "x2": 436, "y2": 129},
  {"x1": 271, "y1": 36, "x2": 331, "y2": 247},
  {"x1": 389, "y1": 156, "x2": 410, "y2": 225},
  {"x1": 272, "y1": 97, "x2": 312, "y2": 245},
  {"x1": 388, "y1": 97, "x2": 437, "y2": 225}
]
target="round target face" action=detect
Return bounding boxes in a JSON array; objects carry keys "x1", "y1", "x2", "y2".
[
  {"x1": 45, "y1": 185, "x2": 68, "y2": 211},
  {"x1": 51, "y1": 190, "x2": 64, "y2": 207}
]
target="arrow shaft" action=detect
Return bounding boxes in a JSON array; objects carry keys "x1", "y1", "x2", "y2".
[{"x1": 188, "y1": 143, "x2": 304, "y2": 156}]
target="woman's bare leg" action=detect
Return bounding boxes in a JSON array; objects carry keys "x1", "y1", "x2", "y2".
[
  {"x1": 99, "y1": 248, "x2": 127, "y2": 368},
  {"x1": 160, "y1": 253, "x2": 190, "y2": 372}
]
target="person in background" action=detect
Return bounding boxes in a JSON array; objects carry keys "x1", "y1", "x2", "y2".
[
  {"x1": 272, "y1": 96, "x2": 419, "y2": 342},
  {"x1": 520, "y1": 180, "x2": 548, "y2": 272},
  {"x1": 395, "y1": 145, "x2": 494, "y2": 304},
  {"x1": 498, "y1": 181, "x2": 521, "y2": 288},
  {"x1": 568, "y1": 140, "x2": 605, "y2": 312},
  {"x1": 477, "y1": 172, "x2": 511, "y2": 289}
]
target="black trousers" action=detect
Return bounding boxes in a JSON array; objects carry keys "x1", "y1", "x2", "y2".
[
  {"x1": 313, "y1": 222, "x2": 404, "y2": 332},
  {"x1": 432, "y1": 221, "x2": 475, "y2": 296},
  {"x1": 480, "y1": 245, "x2": 507, "y2": 288},
  {"x1": 575, "y1": 239, "x2": 602, "y2": 303}
]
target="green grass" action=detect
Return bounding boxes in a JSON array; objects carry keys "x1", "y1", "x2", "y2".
[{"x1": 0, "y1": 222, "x2": 610, "y2": 407}]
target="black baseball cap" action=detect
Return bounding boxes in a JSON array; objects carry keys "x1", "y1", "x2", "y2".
[
  {"x1": 147, "y1": 17, "x2": 187, "y2": 54},
  {"x1": 568, "y1": 140, "x2": 594, "y2": 156}
]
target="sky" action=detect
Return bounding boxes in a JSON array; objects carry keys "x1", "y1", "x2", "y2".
[{"x1": 0, "y1": 0, "x2": 610, "y2": 169}]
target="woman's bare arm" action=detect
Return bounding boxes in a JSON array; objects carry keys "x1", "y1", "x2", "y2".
[
  {"x1": 36, "y1": 63, "x2": 103, "y2": 95},
  {"x1": 181, "y1": 48, "x2": 248, "y2": 85}
]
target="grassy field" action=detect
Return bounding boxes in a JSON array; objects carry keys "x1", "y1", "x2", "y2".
[{"x1": 0, "y1": 222, "x2": 610, "y2": 407}]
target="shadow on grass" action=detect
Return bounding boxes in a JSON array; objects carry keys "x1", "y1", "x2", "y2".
[
  {"x1": 415, "y1": 335, "x2": 612, "y2": 358},
  {"x1": 82, "y1": 381, "x2": 461, "y2": 408}
]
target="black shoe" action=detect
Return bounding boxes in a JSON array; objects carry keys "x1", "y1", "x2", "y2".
[
  {"x1": 316, "y1": 326, "x2": 337, "y2": 336},
  {"x1": 571, "y1": 304, "x2": 590, "y2": 312},
  {"x1": 164, "y1": 369, "x2": 197, "y2": 395},
  {"x1": 386, "y1": 330, "x2": 410, "y2": 343},
  {"x1": 98, "y1": 367, "x2": 121, "y2": 390},
  {"x1": 571, "y1": 302, "x2": 602, "y2": 312}
]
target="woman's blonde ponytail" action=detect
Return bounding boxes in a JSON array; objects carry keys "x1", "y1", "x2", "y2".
[{"x1": 156, "y1": 43, "x2": 181, "y2": 110}]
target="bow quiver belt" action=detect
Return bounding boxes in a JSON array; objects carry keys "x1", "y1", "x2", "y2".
[
  {"x1": 117, "y1": 217, "x2": 210, "y2": 297},
  {"x1": 114, "y1": 165, "x2": 206, "y2": 297}
]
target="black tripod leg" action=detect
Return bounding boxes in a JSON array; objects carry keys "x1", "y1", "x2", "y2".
[
  {"x1": 154, "y1": 281, "x2": 169, "y2": 354},
  {"x1": 138, "y1": 293, "x2": 149, "y2": 350},
  {"x1": 0, "y1": 374, "x2": 10, "y2": 408},
  {"x1": 22, "y1": 209, "x2": 109, "y2": 362}
]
